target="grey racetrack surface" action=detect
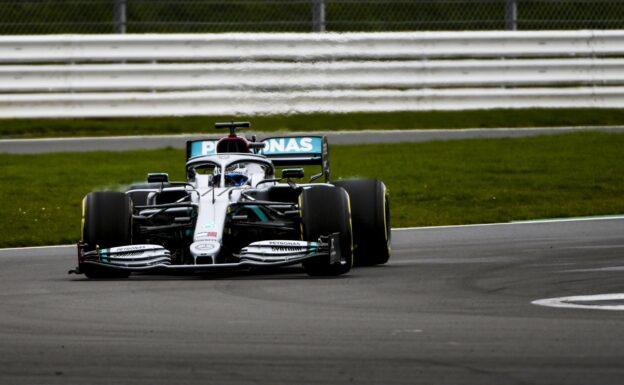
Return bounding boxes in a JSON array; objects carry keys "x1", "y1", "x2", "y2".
[
  {"x1": 1, "y1": 217, "x2": 624, "y2": 384},
  {"x1": 2, "y1": 126, "x2": 624, "y2": 153}
]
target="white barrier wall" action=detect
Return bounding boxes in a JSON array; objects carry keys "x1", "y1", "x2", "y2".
[{"x1": 0, "y1": 31, "x2": 623, "y2": 118}]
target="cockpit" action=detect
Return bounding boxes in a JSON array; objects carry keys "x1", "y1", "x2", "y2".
[{"x1": 187, "y1": 157, "x2": 275, "y2": 188}]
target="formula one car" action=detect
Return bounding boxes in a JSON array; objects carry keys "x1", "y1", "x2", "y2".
[{"x1": 74, "y1": 122, "x2": 390, "y2": 278}]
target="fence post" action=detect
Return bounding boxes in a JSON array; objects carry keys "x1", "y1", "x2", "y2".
[
  {"x1": 114, "y1": 0, "x2": 127, "y2": 34},
  {"x1": 505, "y1": 0, "x2": 517, "y2": 30},
  {"x1": 312, "y1": 0, "x2": 325, "y2": 32}
]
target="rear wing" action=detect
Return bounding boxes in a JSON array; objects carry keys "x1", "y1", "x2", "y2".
[
  {"x1": 259, "y1": 136, "x2": 330, "y2": 182},
  {"x1": 185, "y1": 135, "x2": 330, "y2": 182}
]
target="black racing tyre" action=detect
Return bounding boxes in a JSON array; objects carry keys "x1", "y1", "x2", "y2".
[
  {"x1": 333, "y1": 179, "x2": 391, "y2": 266},
  {"x1": 299, "y1": 185, "x2": 353, "y2": 276},
  {"x1": 81, "y1": 191, "x2": 133, "y2": 279}
]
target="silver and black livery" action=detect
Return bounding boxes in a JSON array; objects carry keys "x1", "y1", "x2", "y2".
[{"x1": 74, "y1": 122, "x2": 390, "y2": 278}]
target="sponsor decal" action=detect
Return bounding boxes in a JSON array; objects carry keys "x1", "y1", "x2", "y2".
[
  {"x1": 195, "y1": 243, "x2": 217, "y2": 251},
  {"x1": 191, "y1": 241, "x2": 220, "y2": 256},
  {"x1": 196, "y1": 231, "x2": 218, "y2": 238},
  {"x1": 271, "y1": 246, "x2": 305, "y2": 252},
  {"x1": 112, "y1": 253, "x2": 144, "y2": 258},
  {"x1": 111, "y1": 245, "x2": 152, "y2": 252},
  {"x1": 263, "y1": 241, "x2": 308, "y2": 253},
  {"x1": 201, "y1": 141, "x2": 216, "y2": 155},
  {"x1": 267, "y1": 241, "x2": 307, "y2": 246},
  {"x1": 190, "y1": 140, "x2": 218, "y2": 158},
  {"x1": 244, "y1": 241, "x2": 310, "y2": 253},
  {"x1": 261, "y1": 137, "x2": 322, "y2": 155}
]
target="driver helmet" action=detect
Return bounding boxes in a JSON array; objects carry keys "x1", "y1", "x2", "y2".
[{"x1": 223, "y1": 166, "x2": 249, "y2": 187}]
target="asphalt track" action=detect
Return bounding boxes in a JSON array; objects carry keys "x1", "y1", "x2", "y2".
[
  {"x1": 2, "y1": 126, "x2": 624, "y2": 153},
  {"x1": 1, "y1": 217, "x2": 623, "y2": 385}
]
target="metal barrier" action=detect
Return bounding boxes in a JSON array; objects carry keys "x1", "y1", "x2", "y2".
[{"x1": 0, "y1": 31, "x2": 623, "y2": 118}]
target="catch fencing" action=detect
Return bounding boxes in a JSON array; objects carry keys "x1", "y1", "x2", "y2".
[
  {"x1": 0, "y1": 31, "x2": 623, "y2": 118},
  {"x1": 1, "y1": 0, "x2": 623, "y2": 34}
]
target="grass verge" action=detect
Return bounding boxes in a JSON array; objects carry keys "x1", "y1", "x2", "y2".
[
  {"x1": 1, "y1": 109, "x2": 624, "y2": 138},
  {"x1": 0, "y1": 131, "x2": 622, "y2": 248}
]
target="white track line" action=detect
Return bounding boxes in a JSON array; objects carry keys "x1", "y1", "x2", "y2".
[
  {"x1": 0, "y1": 244, "x2": 73, "y2": 252},
  {"x1": 533, "y1": 293, "x2": 624, "y2": 311},
  {"x1": 394, "y1": 214, "x2": 624, "y2": 231}
]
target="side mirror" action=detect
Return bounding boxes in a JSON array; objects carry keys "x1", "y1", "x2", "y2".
[
  {"x1": 281, "y1": 168, "x2": 304, "y2": 180},
  {"x1": 147, "y1": 173, "x2": 169, "y2": 183}
]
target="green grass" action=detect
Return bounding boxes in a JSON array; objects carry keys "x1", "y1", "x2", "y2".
[
  {"x1": 2, "y1": 109, "x2": 624, "y2": 139},
  {"x1": 334, "y1": 132, "x2": 624, "y2": 227},
  {"x1": 1, "y1": 131, "x2": 623, "y2": 248}
]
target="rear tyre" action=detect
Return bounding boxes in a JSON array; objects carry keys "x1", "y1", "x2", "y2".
[
  {"x1": 333, "y1": 179, "x2": 391, "y2": 266},
  {"x1": 299, "y1": 185, "x2": 353, "y2": 276},
  {"x1": 81, "y1": 191, "x2": 132, "y2": 279}
]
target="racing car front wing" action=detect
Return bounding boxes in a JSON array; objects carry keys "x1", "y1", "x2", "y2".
[{"x1": 73, "y1": 233, "x2": 343, "y2": 274}]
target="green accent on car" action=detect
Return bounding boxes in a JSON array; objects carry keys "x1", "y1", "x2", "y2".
[
  {"x1": 248, "y1": 206, "x2": 269, "y2": 222},
  {"x1": 233, "y1": 205, "x2": 269, "y2": 222}
]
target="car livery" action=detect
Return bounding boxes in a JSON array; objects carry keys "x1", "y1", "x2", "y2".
[{"x1": 73, "y1": 122, "x2": 390, "y2": 279}]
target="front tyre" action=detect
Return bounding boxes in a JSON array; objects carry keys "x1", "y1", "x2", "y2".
[
  {"x1": 299, "y1": 186, "x2": 353, "y2": 276},
  {"x1": 81, "y1": 191, "x2": 133, "y2": 279},
  {"x1": 333, "y1": 179, "x2": 391, "y2": 266}
]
